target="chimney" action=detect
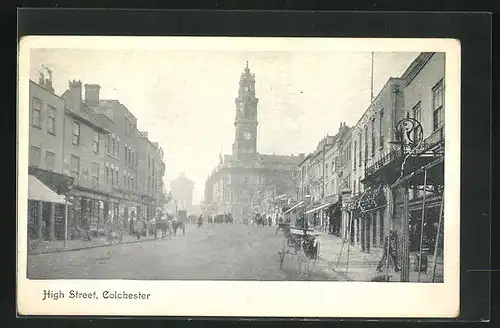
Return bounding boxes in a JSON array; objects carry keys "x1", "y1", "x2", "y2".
[
  {"x1": 69, "y1": 80, "x2": 82, "y2": 104},
  {"x1": 84, "y1": 84, "x2": 101, "y2": 107}
]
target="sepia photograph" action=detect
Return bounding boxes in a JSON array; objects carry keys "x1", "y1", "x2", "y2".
[{"x1": 17, "y1": 36, "x2": 460, "y2": 317}]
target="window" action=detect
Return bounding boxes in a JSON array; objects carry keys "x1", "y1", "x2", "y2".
[
  {"x1": 106, "y1": 135, "x2": 111, "y2": 154},
  {"x1": 358, "y1": 134, "x2": 362, "y2": 166},
  {"x1": 371, "y1": 119, "x2": 376, "y2": 156},
  {"x1": 111, "y1": 168, "x2": 114, "y2": 185},
  {"x1": 70, "y1": 155, "x2": 80, "y2": 179},
  {"x1": 91, "y1": 162, "x2": 99, "y2": 187},
  {"x1": 364, "y1": 127, "x2": 368, "y2": 162},
  {"x1": 30, "y1": 146, "x2": 41, "y2": 167},
  {"x1": 116, "y1": 140, "x2": 120, "y2": 158},
  {"x1": 353, "y1": 141, "x2": 357, "y2": 169},
  {"x1": 115, "y1": 169, "x2": 119, "y2": 187},
  {"x1": 432, "y1": 79, "x2": 444, "y2": 131},
  {"x1": 45, "y1": 151, "x2": 55, "y2": 171},
  {"x1": 31, "y1": 98, "x2": 42, "y2": 128},
  {"x1": 47, "y1": 106, "x2": 56, "y2": 135},
  {"x1": 106, "y1": 167, "x2": 109, "y2": 184},
  {"x1": 112, "y1": 138, "x2": 116, "y2": 157},
  {"x1": 72, "y1": 121, "x2": 80, "y2": 146},
  {"x1": 412, "y1": 102, "x2": 422, "y2": 141},
  {"x1": 131, "y1": 177, "x2": 135, "y2": 190},
  {"x1": 125, "y1": 146, "x2": 129, "y2": 165},
  {"x1": 379, "y1": 109, "x2": 384, "y2": 149},
  {"x1": 93, "y1": 131, "x2": 99, "y2": 153},
  {"x1": 124, "y1": 173, "x2": 127, "y2": 189},
  {"x1": 325, "y1": 164, "x2": 329, "y2": 178}
]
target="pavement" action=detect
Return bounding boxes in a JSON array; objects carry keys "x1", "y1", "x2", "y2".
[
  {"x1": 28, "y1": 233, "x2": 157, "y2": 255},
  {"x1": 315, "y1": 232, "x2": 444, "y2": 283},
  {"x1": 27, "y1": 223, "x2": 345, "y2": 281}
]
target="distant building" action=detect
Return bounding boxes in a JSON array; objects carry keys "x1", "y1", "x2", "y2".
[
  {"x1": 204, "y1": 63, "x2": 303, "y2": 224},
  {"x1": 170, "y1": 173, "x2": 195, "y2": 213}
]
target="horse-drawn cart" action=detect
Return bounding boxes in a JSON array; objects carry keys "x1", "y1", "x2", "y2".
[{"x1": 278, "y1": 226, "x2": 321, "y2": 271}]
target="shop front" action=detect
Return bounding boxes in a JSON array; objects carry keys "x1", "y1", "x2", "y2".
[
  {"x1": 27, "y1": 167, "x2": 73, "y2": 241},
  {"x1": 27, "y1": 174, "x2": 68, "y2": 244},
  {"x1": 357, "y1": 184, "x2": 388, "y2": 253}
]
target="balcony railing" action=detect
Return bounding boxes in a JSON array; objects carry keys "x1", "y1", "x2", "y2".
[{"x1": 364, "y1": 148, "x2": 401, "y2": 177}]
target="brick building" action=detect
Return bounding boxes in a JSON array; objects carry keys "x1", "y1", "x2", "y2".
[
  {"x1": 28, "y1": 69, "x2": 167, "y2": 243},
  {"x1": 60, "y1": 80, "x2": 118, "y2": 236}
]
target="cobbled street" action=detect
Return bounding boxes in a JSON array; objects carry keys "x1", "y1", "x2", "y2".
[{"x1": 28, "y1": 224, "x2": 339, "y2": 281}]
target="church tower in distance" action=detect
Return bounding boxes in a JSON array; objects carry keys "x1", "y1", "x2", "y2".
[{"x1": 232, "y1": 61, "x2": 259, "y2": 158}]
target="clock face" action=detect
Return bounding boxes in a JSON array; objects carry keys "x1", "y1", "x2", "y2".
[{"x1": 244, "y1": 132, "x2": 252, "y2": 140}]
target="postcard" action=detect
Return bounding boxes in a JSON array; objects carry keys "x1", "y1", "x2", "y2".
[{"x1": 17, "y1": 36, "x2": 460, "y2": 317}]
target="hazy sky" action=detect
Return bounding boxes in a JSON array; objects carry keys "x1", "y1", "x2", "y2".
[{"x1": 30, "y1": 48, "x2": 418, "y2": 204}]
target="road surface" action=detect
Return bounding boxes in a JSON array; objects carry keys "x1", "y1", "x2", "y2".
[{"x1": 27, "y1": 223, "x2": 339, "y2": 281}]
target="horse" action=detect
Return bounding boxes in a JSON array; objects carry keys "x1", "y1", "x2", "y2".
[
  {"x1": 133, "y1": 219, "x2": 146, "y2": 240},
  {"x1": 154, "y1": 219, "x2": 173, "y2": 239},
  {"x1": 172, "y1": 219, "x2": 185, "y2": 235}
]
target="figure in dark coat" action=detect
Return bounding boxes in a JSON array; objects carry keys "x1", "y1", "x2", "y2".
[{"x1": 377, "y1": 230, "x2": 400, "y2": 272}]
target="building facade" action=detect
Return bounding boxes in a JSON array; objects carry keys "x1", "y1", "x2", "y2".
[
  {"x1": 28, "y1": 72, "x2": 73, "y2": 242},
  {"x1": 294, "y1": 124, "x2": 351, "y2": 233},
  {"x1": 28, "y1": 68, "x2": 167, "y2": 244},
  {"x1": 61, "y1": 80, "x2": 123, "y2": 236},
  {"x1": 204, "y1": 63, "x2": 303, "y2": 224},
  {"x1": 296, "y1": 52, "x2": 445, "y2": 278},
  {"x1": 344, "y1": 77, "x2": 405, "y2": 254}
]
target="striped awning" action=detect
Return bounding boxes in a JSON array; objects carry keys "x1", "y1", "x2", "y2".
[
  {"x1": 284, "y1": 201, "x2": 305, "y2": 214},
  {"x1": 28, "y1": 174, "x2": 67, "y2": 204},
  {"x1": 305, "y1": 202, "x2": 332, "y2": 214}
]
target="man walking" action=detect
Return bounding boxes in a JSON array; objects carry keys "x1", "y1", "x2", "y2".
[{"x1": 376, "y1": 229, "x2": 400, "y2": 272}]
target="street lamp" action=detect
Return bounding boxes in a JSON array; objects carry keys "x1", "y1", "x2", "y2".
[
  {"x1": 303, "y1": 194, "x2": 311, "y2": 229},
  {"x1": 389, "y1": 114, "x2": 424, "y2": 282}
]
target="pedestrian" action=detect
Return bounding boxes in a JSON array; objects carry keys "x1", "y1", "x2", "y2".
[
  {"x1": 129, "y1": 212, "x2": 135, "y2": 236},
  {"x1": 376, "y1": 229, "x2": 400, "y2": 272},
  {"x1": 134, "y1": 217, "x2": 142, "y2": 240},
  {"x1": 197, "y1": 214, "x2": 203, "y2": 228}
]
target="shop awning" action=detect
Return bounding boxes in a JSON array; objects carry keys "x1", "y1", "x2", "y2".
[
  {"x1": 284, "y1": 201, "x2": 304, "y2": 214},
  {"x1": 305, "y1": 202, "x2": 332, "y2": 214},
  {"x1": 28, "y1": 174, "x2": 67, "y2": 204}
]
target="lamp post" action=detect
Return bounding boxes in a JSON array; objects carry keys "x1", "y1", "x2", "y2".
[
  {"x1": 303, "y1": 194, "x2": 311, "y2": 229},
  {"x1": 63, "y1": 178, "x2": 75, "y2": 249},
  {"x1": 389, "y1": 114, "x2": 424, "y2": 282}
]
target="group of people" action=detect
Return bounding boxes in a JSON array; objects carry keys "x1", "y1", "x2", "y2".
[
  {"x1": 251, "y1": 213, "x2": 282, "y2": 227},
  {"x1": 206, "y1": 213, "x2": 234, "y2": 225}
]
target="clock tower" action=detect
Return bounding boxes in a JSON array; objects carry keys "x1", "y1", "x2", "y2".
[{"x1": 232, "y1": 61, "x2": 259, "y2": 158}]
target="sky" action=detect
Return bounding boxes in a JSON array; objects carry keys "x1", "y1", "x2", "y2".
[{"x1": 30, "y1": 48, "x2": 418, "y2": 205}]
